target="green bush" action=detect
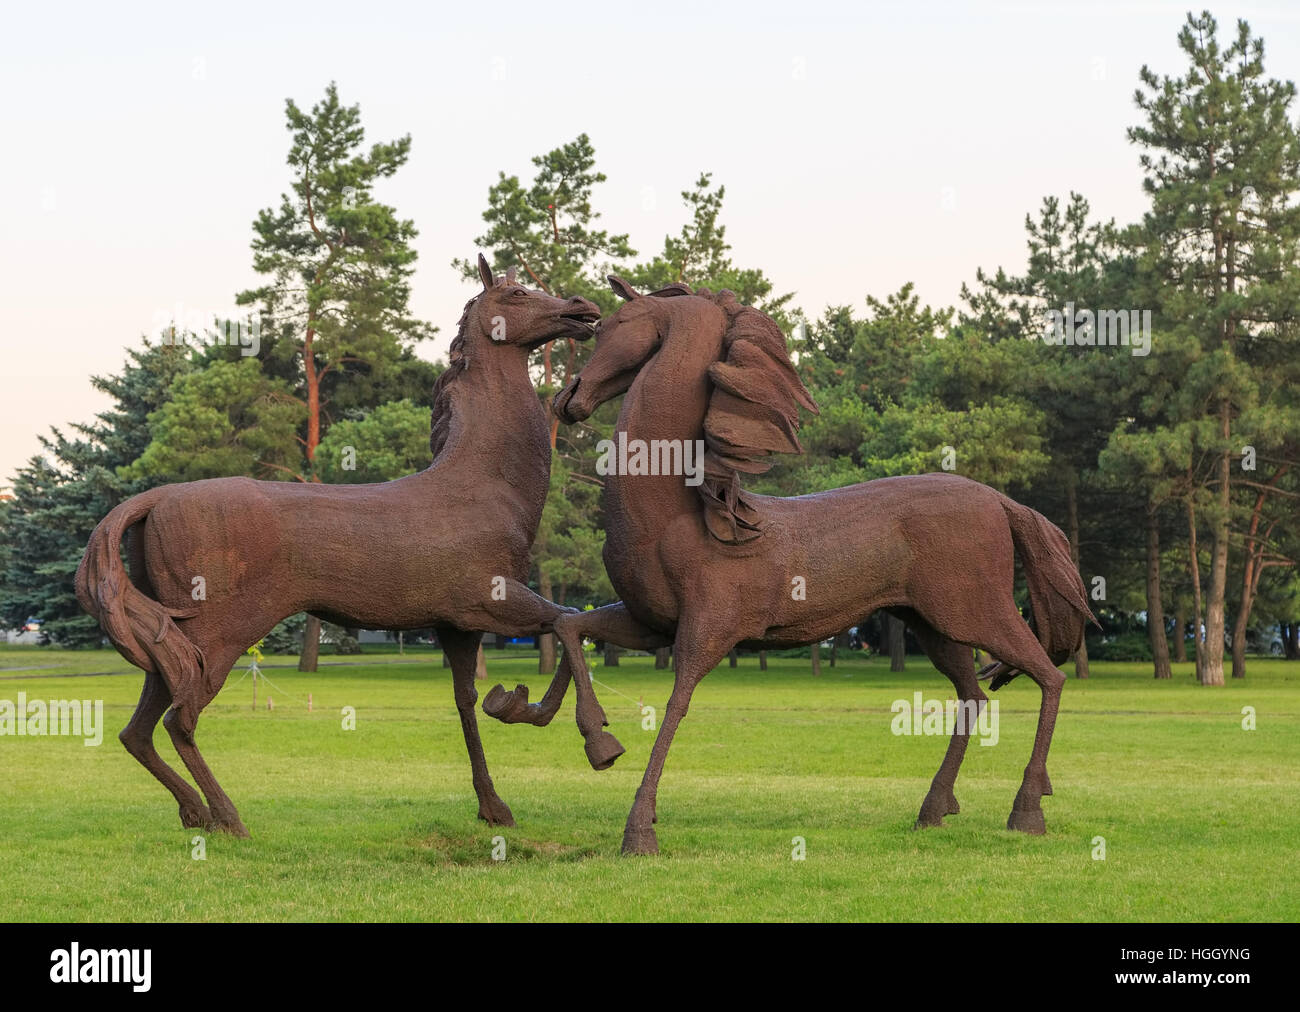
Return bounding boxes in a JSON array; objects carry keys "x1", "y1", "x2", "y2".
[
  {"x1": 1088, "y1": 631, "x2": 1153, "y2": 662},
  {"x1": 335, "y1": 635, "x2": 362, "y2": 655}
]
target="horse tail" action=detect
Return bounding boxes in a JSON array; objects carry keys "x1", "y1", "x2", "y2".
[
  {"x1": 979, "y1": 497, "x2": 1098, "y2": 691},
  {"x1": 75, "y1": 487, "x2": 206, "y2": 732}
]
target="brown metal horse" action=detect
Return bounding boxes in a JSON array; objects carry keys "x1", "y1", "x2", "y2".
[
  {"x1": 76, "y1": 255, "x2": 599, "y2": 836},
  {"x1": 485, "y1": 277, "x2": 1095, "y2": 855}
]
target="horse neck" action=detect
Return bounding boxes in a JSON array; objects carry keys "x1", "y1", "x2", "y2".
[
  {"x1": 431, "y1": 335, "x2": 552, "y2": 524},
  {"x1": 609, "y1": 302, "x2": 726, "y2": 536}
]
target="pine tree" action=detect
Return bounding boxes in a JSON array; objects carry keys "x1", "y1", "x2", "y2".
[
  {"x1": 236, "y1": 82, "x2": 435, "y2": 670},
  {"x1": 1128, "y1": 11, "x2": 1300, "y2": 684},
  {"x1": 0, "y1": 342, "x2": 192, "y2": 645}
]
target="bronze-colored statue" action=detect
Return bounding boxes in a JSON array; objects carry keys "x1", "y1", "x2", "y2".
[
  {"x1": 76, "y1": 255, "x2": 599, "y2": 836},
  {"x1": 486, "y1": 278, "x2": 1095, "y2": 855}
]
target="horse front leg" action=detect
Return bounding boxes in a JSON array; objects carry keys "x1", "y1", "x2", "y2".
[
  {"x1": 438, "y1": 626, "x2": 514, "y2": 826},
  {"x1": 621, "y1": 610, "x2": 731, "y2": 856},
  {"x1": 482, "y1": 602, "x2": 669, "y2": 748},
  {"x1": 547, "y1": 604, "x2": 672, "y2": 770}
]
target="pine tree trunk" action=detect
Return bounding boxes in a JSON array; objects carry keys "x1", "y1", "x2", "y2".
[
  {"x1": 537, "y1": 569, "x2": 556, "y2": 674},
  {"x1": 811, "y1": 641, "x2": 821, "y2": 676},
  {"x1": 1172, "y1": 606, "x2": 1187, "y2": 663},
  {"x1": 1066, "y1": 474, "x2": 1090, "y2": 679},
  {"x1": 298, "y1": 614, "x2": 320, "y2": 672},
  {"x1": 1203, "y1": 424, "x2": 1231, "y2": 686},
  {"x1": 728, "y1": 649, "x2": 737, "y2": 667},
  {"x1": 654, "y1": 647, "x2": 670, "y2": 669},
  {"x1": 1188, "y1": 498, "x2": 1207, "y2": 682},
  {"x1": 603, "y1": 641, "x2": 620, "y2": 666},
  {"x1": 1230, "y1": 476, "x2": 1284, "y2": 680},
  {"x1": 1230, "y1": 606, "x2": 1249, "y2": 680},
  {"x1": 758, "y1": 650, "x2": 767, "y2": 670},
  {"x1": 1146, "y1": 503, "x2": 1172, "y2": 679},
  {"x1": 888, "y1": 613, "x2": 906, "y2": 672}
]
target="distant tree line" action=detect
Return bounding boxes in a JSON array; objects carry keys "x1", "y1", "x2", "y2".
[{"x1": 3, "y1": 11, "x2": 1297, "y2": 685}]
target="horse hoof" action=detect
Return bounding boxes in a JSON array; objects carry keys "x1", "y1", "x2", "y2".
[
  {"x1": 482, "y1": 683, "x2": 527, "y2": 722},
  {"x1": 478, "y1": 797, "x2": 516, "y2": 827},
  {"x1": 178, "y1": 804, "x2": 212, "y2": 829},
  {"x1": 585, "y1": 731, "x2": 625, "y2": 771},
  {"x1": 914, "y1": 792, "x2": 958, "y2": 828},
  {"x1": 209, "y1": 806, "x2": 250, "y2": 838},
  {"x1": 621, "y1": 825, "x2": 659, "y2": 856},
  {"x1": 1007, "y1": 808, "x2": 1046, "y2": 834}
]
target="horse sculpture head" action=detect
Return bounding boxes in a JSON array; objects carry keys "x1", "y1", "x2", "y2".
[
  {"x1": 556, "y1": 275, "x2": 818, "y2": 543},
  {"x1": 552, "y1": 275, "x2": 693, "y2": 423},
  {"x1": 465, "y1": 253, "x2": 601, "y2": 351},
  {"x1": 429, "y1": 254, "x2": 600, "y2": 461}
]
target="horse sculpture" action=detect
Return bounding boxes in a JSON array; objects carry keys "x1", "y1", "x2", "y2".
[
  {"x1": 76, "y1": 255, "x2": 599, "y2": 836},
  {"x1": 485, "y1": 277, "x2": 1095, "y2": 855}
]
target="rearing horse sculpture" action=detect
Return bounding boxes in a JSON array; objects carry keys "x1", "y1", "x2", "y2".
[
  {"x1": 76, "y1": 255, "x2": 599, "y2": 836},
  {"x1": 486, "y1": 278, "x2": 1095, "y2": 855}
]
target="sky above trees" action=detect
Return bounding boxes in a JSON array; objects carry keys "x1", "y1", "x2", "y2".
[{"x1": 4, "y1": 1, "x2": 1300, "y2": 485}]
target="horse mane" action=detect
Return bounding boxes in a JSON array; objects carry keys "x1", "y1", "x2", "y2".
[
  {"x1": 689, "y1": 288, "x2": 819, "y2": 544},
  {"x1": 429, "y1": 296, "x2": 476, "y2": 461}
]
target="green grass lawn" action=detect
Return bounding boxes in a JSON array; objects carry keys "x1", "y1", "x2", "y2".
[{"x1": 1, "y1": 643, "x2": 1296, "y2": 921}]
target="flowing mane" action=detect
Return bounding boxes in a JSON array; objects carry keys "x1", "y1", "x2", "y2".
[
  {"x1": 428, "y1": 295, "x2": 476, "y2": 461},
  {"x1": 691, "y1": 288, "x2": 819, "y2": 543}
]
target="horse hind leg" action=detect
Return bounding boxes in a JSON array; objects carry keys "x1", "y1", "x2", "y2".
[
  {"x1": 904, "y1": 614, "x2": 988, "y2": 829},
  {"x1": 161, "y1": 646, "x2": 249, "y2": 837},
  {"x1": 438, "y1": 627, "x2": 514, "y2": 827},
  {"x1": 970, "y1": 617, "x2": 1065, "y2": 835},
  {"x1": 120, "y1": 670, "x2": 212, "y2": 829}
]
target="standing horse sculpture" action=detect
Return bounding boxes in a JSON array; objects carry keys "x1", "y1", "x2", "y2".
[
  {"x1": 76, "y1": 255, "x2": 599, "y2": 836},
  {"x1": 485, "y1": 277, "x2": 1095, "y2": 855}
]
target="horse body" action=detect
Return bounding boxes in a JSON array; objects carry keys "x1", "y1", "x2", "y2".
[
  {"x1": 77, "y1": 256, "x2": 598, "y2": 836},
  {"x1": 491, "y1": 277, "x2": 1094, "y2": 855}
]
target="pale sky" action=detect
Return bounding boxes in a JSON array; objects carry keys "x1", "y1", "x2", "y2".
[{"x1": 3, "y1": 0, "x2": 1298, "y2": 487}]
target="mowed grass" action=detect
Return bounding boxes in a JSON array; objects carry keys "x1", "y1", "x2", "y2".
[{"x1": 1, "y1": 643, "x2": 1296, "y2": 921}]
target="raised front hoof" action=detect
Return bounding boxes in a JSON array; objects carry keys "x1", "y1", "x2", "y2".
[
  {"x1": 1006, "y1": 807, "x2": 1046, "y2": 834},
  {"x1": 621, "y1": 824, "x2": 659, "y2": 856},
  {"x1": 477, "y1": 797, "x2": 516, "y2": 828},
  {"x1": 483, "y1": 683, "x2": 530, "y2": 723},
  {"x1": 584, "y1": 731, "x2": 625, "y2": 771},
  {"x1": 178, "y1": 803, "x2": 212, "y2": 829}
]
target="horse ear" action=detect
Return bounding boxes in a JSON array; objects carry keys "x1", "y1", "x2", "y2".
[
  {"x1": 505, "y1": 265, "x2": 518, "y2": 285},
  {"x1": 608, "y1": 275, "x2": 641, "y2": 301},
  {"x1": 477, "y1": 253, "x2": 495, "y2": 290}
]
